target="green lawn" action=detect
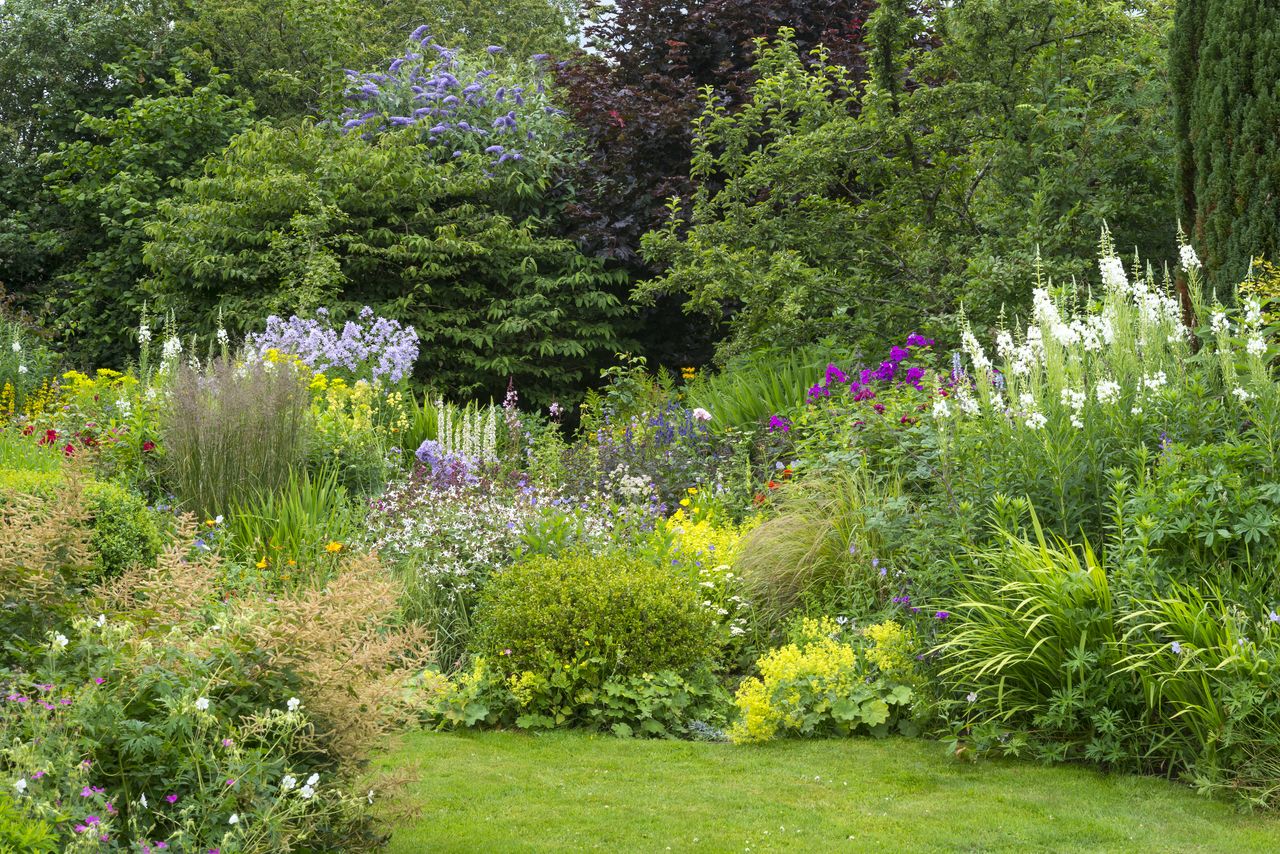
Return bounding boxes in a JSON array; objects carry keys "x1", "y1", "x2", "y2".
[{"x1": 374, "y1": 731, "x2": 1280, "y2": 853}]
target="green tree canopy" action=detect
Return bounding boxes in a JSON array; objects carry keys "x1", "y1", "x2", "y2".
[
  {"x1": 142, "y1": 123, "x2": 628, "y2": 403},
  {"x1": 639, "y1": 2, "x2": 1176, "y2": 359}
]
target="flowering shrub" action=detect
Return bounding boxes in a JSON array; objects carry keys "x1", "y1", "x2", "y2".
[
  {"x1": 340, "y1": 30, "x2": 569, "y2": 173},
  {"x1": 364, "y1": 469, "x2": 539, "y2": 668},
  {"x1": 245, "y1": 307, "x2": 419, "y2": 386},
  {"x1": 729, "y1": 617, "x2": 918, "y2": 743}
]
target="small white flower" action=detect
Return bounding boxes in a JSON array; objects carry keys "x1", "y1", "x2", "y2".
[
  {"x1": 1233, "y1": 387, "x2": 1253, "y2": 403},
  {"x1": 195, "y1": 697, "x2": 210, "y2": 711},
  {"x1": 281, "y1": 774, "x2": 297, "y2": 792},
  {"x1": 140, "y1": 792, "x2": 148, "y2": 808},
  {"x1": 1210, "y1": 310, "x2": 1231, "y2": 336},
  {"x1": 1095, "y1": 379, "x2": 1121, "y2": 406},
  {"x1": 1247, "y1": 336, "x2": 1267, "y2": 357},
  {"x1": 367, "y1": 789, "x2": 376, "y2": 804},
  {"x1": 228, "y1": 813, "x2": 239, "y2": 825},
  {"x1": 1099, "y1": 255, "x2": 1128, "y2": 293},
  {"x1": 1130, "y1": 405, "x2": 1144, "y2": 416},
  {"x1": 17, "y1": 365, "x2": 27, "y2": 374},
  {"x1": 1179, "y1": 243, "x2": 1201, "y2": 272},
  {"x1": 286, "y1": 697, "x2": 301, "y2": 713},
  {"x1": 52, "y1": 633, "x2": 68, "y2": 650},
  {"x1": 138, "y1": 323, "x2": 152, "y2": 345},
  {"x1": 214, "y1": 515, "x2": 224, "y2": 525},
  {"x1": 161, "y1": 335, "x2": 183, "y2": 362},
  {"x1": 1024, "y1": 412, "x2": 1047, "y2": 430},
  {"x1": 932, "y1": 398, "x2": 951, "y2": 419},
  {"x1": 96, "y1": 614, "x2": 106, "y2": 627},
  {"x1": 966, "y1": 692, "x2": 977, "y2": 704},
  {"x1": 300, "y1": 784, "x2": 316, "y2": 800},
  {"x1": 306, "y1": 773, "x2": 320, "y2": 787},
  {"x1": 14, "y1": 778, "x2": 27, "y2": 793},
  {"x1": 10, "y1": 339, "x2": 19, "y2": 353},
  {"x1": 691, "y1": 407, "x2": 712, "y2": 422}
]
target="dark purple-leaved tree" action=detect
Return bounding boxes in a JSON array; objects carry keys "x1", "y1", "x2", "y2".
[{"x1": 552, "y1": 0, "x2": 880, "y2": 365}]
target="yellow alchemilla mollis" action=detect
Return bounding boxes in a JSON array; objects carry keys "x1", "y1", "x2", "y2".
[
  {"x1": 862, "y1": 621, "x2": 918, "y2": 685},
  {"x1": 729, "y1": 621, "x2": 859, "y2": 744}
]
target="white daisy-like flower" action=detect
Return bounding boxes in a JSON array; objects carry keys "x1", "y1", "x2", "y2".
[
  {"x1": 52, "y1": 634, "x2": 68, "y2": 649},
  {"x1": 195, "y1": 697, "x2": 210, "y2": 711},
  {"x1": 286, "y1": 697, "x2": 301, "y2": 713},
  {"x1": 14, "y1": 778, "x2": 27, "y2": 793},
  {"x1": 281, "y1": 775, "x2": 297, "y2": 792},
  {"x1": 229, "y1": 813, "x2": 239, "y2": 825}
]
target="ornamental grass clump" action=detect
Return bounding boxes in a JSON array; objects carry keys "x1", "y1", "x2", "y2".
[
  {"x1": 735, "y1": 470, "x2": 898, "y2": 627},
  {"x1": 162, "y1": 357, "x2": 312, "y2": 519}
]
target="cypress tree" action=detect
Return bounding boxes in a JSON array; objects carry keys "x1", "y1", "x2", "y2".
[{"x1": 1172, "y1": 0, "x2": 1280, "y2": 295}]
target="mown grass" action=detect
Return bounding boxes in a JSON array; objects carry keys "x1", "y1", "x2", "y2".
[{"x1": 375, "y1": 731, "x2": 1280, "y2": 853}]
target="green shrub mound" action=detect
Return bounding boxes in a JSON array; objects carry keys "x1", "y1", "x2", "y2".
[
  {"x1": 475, "y1": 551, "x2": 716, "y2": 679},
  {"x1": 0, "y1": 470, "x2": 163, "y2": 578}
]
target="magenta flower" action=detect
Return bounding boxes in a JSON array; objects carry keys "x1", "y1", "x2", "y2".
[
  {"x1": 165, "y1": 793, "x2": 178, "y2": 804},
  {"x1": 94, "y1": 677, "x2": 105, "y2": 685}
]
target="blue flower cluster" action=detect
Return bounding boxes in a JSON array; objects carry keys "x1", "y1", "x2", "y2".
[
  {"x1": 245, "y1": 307, "x2": 419, "y2": 385},
  {"x1": 338, "y1": 27, "x2": 567, "y2": 168}
]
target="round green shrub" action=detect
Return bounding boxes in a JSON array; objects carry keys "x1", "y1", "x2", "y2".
[
  {"x1": 82, "y1": 481, "x2": 164, "y2": 578},
  {"x1": 475, "y1": 551, "x2": 716, "y2": 678}
]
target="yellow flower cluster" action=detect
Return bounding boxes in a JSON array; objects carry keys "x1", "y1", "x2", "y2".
[
  {"x1": 730, "y1": 617, "x2": 856, "y2": 743},
  {"x1": 728, "y1": 617, "x2": 915, "y2": 744},
  {"x1": 862, "y1": 620, "x2": 917, "y2": 684},
  {"x1": 662, "y1": 504, "x2": 758, "y2": 566}
]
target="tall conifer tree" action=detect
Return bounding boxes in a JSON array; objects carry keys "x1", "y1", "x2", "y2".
[{"x1": 1173, "y1": 0, "x2": 1280, "y2": 293}]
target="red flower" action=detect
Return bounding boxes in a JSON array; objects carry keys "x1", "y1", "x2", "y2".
[
  {"x1": 39, "y1": 429, "x2": 57, "y2": 446},
  {"x1": 752, "y1": 493, "x2": 767, "y2": 506},
  {"x1": 766, "y1": 480, "x2": 779, "y2": 490},
  {"x1": 22, "y1": 425, "x2": 34, "y2": 436},
  {"x1": 141, "y1": 440, "x2": 156, "y2": 453},
  {"x1": 63, "y1": 443, "x2": 76, "y2": 457}
]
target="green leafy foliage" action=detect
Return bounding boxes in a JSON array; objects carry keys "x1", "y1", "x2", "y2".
[
  {"x1": 937, "y1": 516, "x2": 1148, "y2": 767},
  {"x1": 640, "y1": 3, "x2": 1175, "y2": 359},
  {"x1": 144, "y1": 123, "x2": 629, "y2": 405},
  {"x1": 38, "y1": 69, "x2": 254, "y2": 367},
  {"x1": 475, "y1": 551, "x2": 717, "y2": 679},
  {"x1": 82, "y1": 481, "x2": 164, "y2": 579}
]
